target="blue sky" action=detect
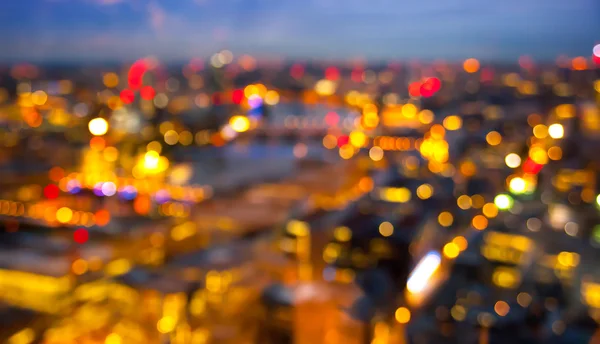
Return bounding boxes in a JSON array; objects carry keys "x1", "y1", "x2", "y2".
[{"x1": 0, "y1": 0, "x2": 598, "y2": 62}]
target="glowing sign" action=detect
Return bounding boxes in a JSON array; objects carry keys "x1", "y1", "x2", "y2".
[{"x1": 481, "y1": 232, "x2": 533, "y2": 265}]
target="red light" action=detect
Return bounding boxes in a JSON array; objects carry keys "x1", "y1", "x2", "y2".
[
  {"x1": 420, "y1": 78, "x2": 441, "y2": 98},
  {"x1": 481, "y1": 68, "x2": 494, "y2": 83},
  {"x1": 420, "y1": 83, "x2": 434, "y2": 98},
  {"x1": 140, "y1": 86, "x2": 156, "y2": 100},
  {"x1": 120, "y1": 89, "x2": 135, "y2": 104},
  {"x1": 232, "y1": 89, "x2": 244, "y2": 104},
  {"x1": 44, "y1": 184, "x2": 59, "y2": 199},
  {"x1": 518, "y1": 56, "x2": 534, "y2": 70},
  {"x1": 429, "y1": 78, "x2": 441, "y2": 92},
  {"x1": 212, "y1": 93, "x2": 221, "y2": 105},
  {"x1": 290, "y1": 64, "x2": 304, "y2": 79},
  {"x1": 189, "y1": 58, "x2": 204, "y2": 72},
  {"x1": 337, "y1": 135, "x2": 349, "y2": 147},
  {"x1": 408, "y1": 82, "x2": 421, "y2": 97},
  {"x1": 351, "y1": 70, "x2": 363, "y2": 83},
  {"x1": 325, "y1": 112, "x2": 339, "y2": 126},
  {"x1": 325, "y1": 67, "x2": 340, "y2": 81},
  {"x1": 128, "y1": 60, "x2": 147, "y2": 90},
  {"x1": 522, "y1": 158, "x2": 543, "y2": 175},
  {"x1": 73, "y1": 228, "x2": 89, "y2": 244}
]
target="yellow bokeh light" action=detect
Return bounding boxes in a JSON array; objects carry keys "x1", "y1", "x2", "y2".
[
  {"x1": 471, "y1": 194, "x2": 485, "y2": 208},
  {"x1": 533, "y1": 124, "x2": 548, "y2": 139},
  {"x1": 452, "y1": 236, "x2": 468, "y2": 251},
  {"x1": 102, "y1": 146, "x2": 119, "y2": 162},
  {"x1": 229, "y1": 116, "x2": 250, "y2": 133},
  {"x1": 164, "y1": 130, "x2": 179, "y2": 145},
  {"x1": 402, "y1": 104, "x2": 418, "y2": 118},
  {"x1": 103, "y1": 73, "x2": 119, "y2": 88},
  {"x1": 482, "y1": 203, "x2": 499, "y2": 218},
  {"x1": 430, "y1": 124, "x2": 446, "y2": 139},
  {"x1": 369, "y1": 146, "x2": 384, "y2": 161},
  {"x1": 509, "y1": 177, "x2": 527, "y2": 194},
  {"x1": 56, "y1": 207, "x2": 73, "y2": 223},
  {"x1": 457, "y1": 195, "x2": 472, "y2": 210},
  {"x1": 529, "y1": 146, "x2": 548, "y2": 165},
  {"x1": 418, "y1": 109, "x2": 434, "y2": 124},
  {"x1": 88, "y1": 118, "x2": 109, "y2": 136},
  {"x1": 157, "y1": 316, "x2": 176, "y2": 334},
  {"x1": 147, "y1": 141, "x2": 162, "y2": 154},
  {"x1": 31, "y1": 90, "x2": 48, "y2": 106},
  {"x1": 323, "y1": 134, "x2": 337, "y2": 149},
  {"x1": 486, "y1": 131, "x2": 502, "y2": 146},
  {"x1": 334, "y1": 226, "x2": 352, "y2": 242},
  {"x1": 265, "y1": 90, "x2": 280, "y2": 105},
  {"x1": 105, "y1": 333, "x2": 122, "y2": 344},
  {"x1": 438, "y1": 212, "x2": 453, "y2": 227},
  {"x1": 339, "y1": 144, "x2": 355, "y2": 160},
  {"x1": 349, "y1": 131, "x2": 367, "y2": 148},
  {"x1": 443, "y1": 242, "x2": 460, "y2": 259},
  {"x1": 548, "y1": 146, "x2": 562, "y2": 160},
  {"x1": 548, "y1": 123, "x2": 564, "y2": 139},
  {"x1": 379, "y1": 222, "x2": 394, "y2": 237},
  {"x1": 395, "y1": 307, "x2": 411, "y2": 324},
  {"x1": 443, "y1": 115, "x2": 462, "y2": 130},
  {"x1": 144, "y1": 151, "x2": 160, "y2": 170},
  {"x1": 315, "y1": 79, "x2": 336, "y2": 96},
  {"x1": 416, "y1": 184, "x2": 433, "y2": 200}
]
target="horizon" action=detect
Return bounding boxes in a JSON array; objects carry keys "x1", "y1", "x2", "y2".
[{"x1": 0, "y1": 0, "x2": 598, "y2": 63}]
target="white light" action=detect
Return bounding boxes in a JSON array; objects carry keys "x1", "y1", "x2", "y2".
[
  {"x1": 407, "y1": 252, "x2": 441, "y2": 294},
  {"x1": 509, "y1": 177, "x2": 526, "y2": 194},
  {"x1": 88, "y1": 117, "x2": 109, "y2": 136},
  {"x1": 548, "y1": 124, "x2": 564, "y2": 139},
  {"x1": 494, "y1": 194, "x2": 513, "y2": 210},
  {"x1": 101, "y1": 182, "x2": 117, "y2": 196},
  {"x1": 594, "y1": 44, "x2": 600, "y2": 58},
  {"x1": 505, "y1": 153, "x2": 521, "y2": 168}
]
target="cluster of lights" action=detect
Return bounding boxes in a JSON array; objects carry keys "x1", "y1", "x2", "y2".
[{"x1": 60, "y1": 173, "x2": 209, "y2": 204}]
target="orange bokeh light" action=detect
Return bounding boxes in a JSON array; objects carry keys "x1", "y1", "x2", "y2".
[
  {"x1": 90, "y1": 137, "x2": 106, "y2": 151},
  {"x1": 572, "y1": 56, "x2": 587, "y2": 71},
  {"x1": 463, "y1": 58, "x2": 480, "y2": 73},
  {"x1": 48, "y1": 167, "x2": 65, "y2": 182},
  {"x1": 94, "y1": 209, "x2": 111, "y2": 227}
]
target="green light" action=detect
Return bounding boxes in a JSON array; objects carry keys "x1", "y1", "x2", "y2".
[
  {"x1": 593, "y1": 225, "x2": 600, "y2": 244},
  {"x1": 509, "y1": 177, "x2": 526, "y2": 195},
  {"x1": 494, "y1": 194, "x2": 513, "y2": 210}
]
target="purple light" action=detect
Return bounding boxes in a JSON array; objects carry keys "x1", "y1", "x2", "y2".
[
  {"x1": 154, "y1": 189, "x2": 171, "y2": 204},
  {"x1": 118, "y1": 185, "x2": 138, "y2": 201},
  {"x1": 66, "y1": 179, "x2": 81, "y2": 194},
  {"x1": 247, "y1": 94, "x2": 263, "y2": 109},
  {"x1": 93, "y1": 182, "x2": 104, "y2": 197}
]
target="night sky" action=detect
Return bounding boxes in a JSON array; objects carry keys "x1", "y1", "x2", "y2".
[{"x1": 0, "y1": 0, "x2": 598, "y2": 62}]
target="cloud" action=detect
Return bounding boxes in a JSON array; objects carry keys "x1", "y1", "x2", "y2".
[{"x1": 148, "y1": 2, "x2": 166, "y2": 31}]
